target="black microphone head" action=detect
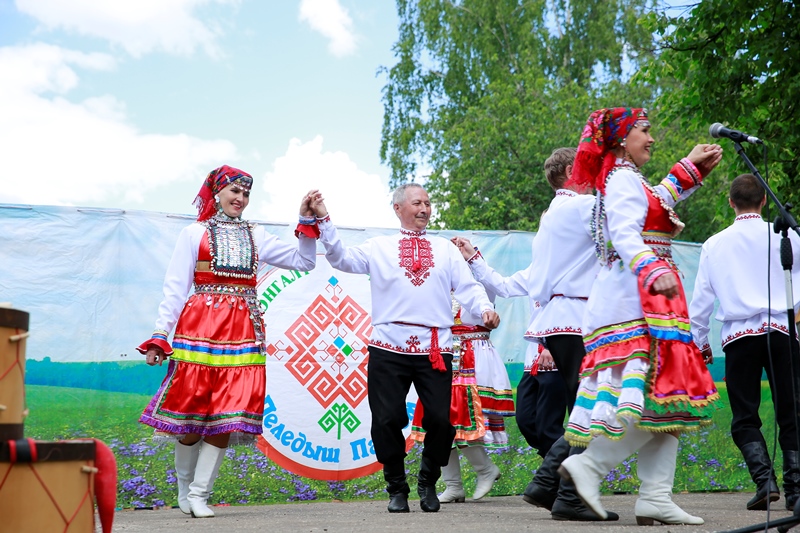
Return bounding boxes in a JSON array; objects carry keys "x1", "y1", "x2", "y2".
[{"x1": 709, "y1": 123, "x2": 725, "y2": 139}]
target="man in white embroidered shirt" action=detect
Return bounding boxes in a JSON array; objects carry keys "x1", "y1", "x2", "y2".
[
  {"x1": 690, "y1": 173, "x2": 800, "y2": 511},
  {"x1": 309, "y1": 184, "x2": 499, "y2": 514}
]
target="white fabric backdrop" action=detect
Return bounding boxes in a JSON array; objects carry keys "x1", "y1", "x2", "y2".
[{"x1": 0, "y1": 204, "x2": 716, "y2": 366}]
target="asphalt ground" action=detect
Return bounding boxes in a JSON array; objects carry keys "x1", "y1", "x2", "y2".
[{"x1": 112, "y1": 492, "x2": 800, "y2": 533}]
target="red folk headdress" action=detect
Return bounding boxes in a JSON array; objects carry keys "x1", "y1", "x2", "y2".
[
  {"x1": 567, "y1": 107, "x2": 649, "y2": 194},
  {"x1": 193, "y1": 165, "x2": 253, "y2": 221}
]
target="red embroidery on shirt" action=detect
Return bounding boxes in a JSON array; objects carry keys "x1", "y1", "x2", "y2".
[
  {"x1": 406, "y1": 335, "x2": 421, "y2": 350},
  {"x1": 721, "y1": 322, "x2": 790, "y2": 346},
  {"x1": 735, "y1": 214, "x2": 762, "y2": 222},
  {"x1": 399, "y1": 236, "x2": 434, "y2": 286},
  {"x1": 525, "y1": 326, "x2": 583, "y2": 337},
  {"x1": 371, "y1": 339, "x2": 453, "y2": 355}
]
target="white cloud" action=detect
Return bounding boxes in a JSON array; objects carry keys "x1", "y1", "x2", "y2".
[
  {"x1": 257, "y1": 136, "x2": 396, "y2": 229},
  {"x1": 15, "y1": 0, "x2": 230, "y2": 58},
  {"x1": 299, "y1": 0, "x2": 358, "y2": 57},
  {"x1": 0, "y1": 43, "x2": 237, "y2": 206}
]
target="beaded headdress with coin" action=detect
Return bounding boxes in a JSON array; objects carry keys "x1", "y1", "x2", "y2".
[
  {"x1": 567, "y1": 107, "x2": 649, "y2": 194},
  {"x1": 193, "y1": 165, "x2": 254, "y2": 222}
]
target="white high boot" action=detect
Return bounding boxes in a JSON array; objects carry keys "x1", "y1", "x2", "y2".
[
  {"x1": 174, "y1": 440, "x2": 201, "y2": 514},
  {"x1": 634, "y1": 433, "x2": 704, "y2": 525},
  {"x1": 438, "y1": 448, "x2": 466, "y2": 503},
  {"x1": 559, "y1": 425, "x2": 654, "y2": 519},
  {"x1": 187, "y1": 442, "x2": 226, "y2": 518},
  {"x1": 462, "y1": 446, "x2": 501, "y2": 500}
]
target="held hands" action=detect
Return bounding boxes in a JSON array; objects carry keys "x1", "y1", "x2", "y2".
[
  {"x1": 300, "y1": 190, "x2": 321, "y2": 217},
  {"x1": 652, "y1": 271, "x2": 680, "y2": 299},
  {"x1": 451, "y1": 236, "x2": 477, "y2": 261},
  {"x1": 701, "y1": 348, "x2": 714, "y2": 365},
  {"x1": 482, "y1": 309, "x2": 500, "y2": 329},
  {"x1": 686, "y1": 144, "x2": 723, "y2": 177},
  {"x1": 145, "y1": 347, "x2": 166, "y2": 366}
]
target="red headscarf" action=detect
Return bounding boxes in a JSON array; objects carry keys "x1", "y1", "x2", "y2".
[
  {"x1": 193, "y1": 165, "x2": 253, "y2": 221},
  {"x1": 567, "y1": 107, "x2": 648, "y2": 194}
]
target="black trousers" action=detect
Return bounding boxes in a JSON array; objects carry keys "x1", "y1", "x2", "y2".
[
  {"x1": 515, "y1": 370, "x2": 568, "y2": 457},
  {"x1": 546, "y1": 334, "x2": 587, "y2": 413},
  {"x1": 367, "y1": 346, "x2": 456, "y2": 467},
  {"x1": 723, "y1": 332, "x2": 798, "y2": 452}
]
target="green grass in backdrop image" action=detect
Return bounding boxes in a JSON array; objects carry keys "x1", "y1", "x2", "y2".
[{"x1": 23, "y1": 381, "x2": 772, "y2": 510}]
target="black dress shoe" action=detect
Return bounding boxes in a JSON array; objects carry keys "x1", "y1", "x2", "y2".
[
  {"x1": 522, "y1": 481, "x2": 557, "y2": 510},
  {"x1": 551, "y1": 499, "x2": 619, "y2": 521},
  {"x1": 418, "y1": 485, "x2": 441, "y2": 512},
  {"x1": 387, "y1": 492, "x2": 410, "y2": 513}
]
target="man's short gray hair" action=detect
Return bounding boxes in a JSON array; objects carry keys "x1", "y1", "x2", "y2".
[{"x1": 392, "y1": 183, "x2": 426, "y2": 205}]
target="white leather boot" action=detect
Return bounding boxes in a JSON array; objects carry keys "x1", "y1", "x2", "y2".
[
  {"x1": 174, "y1": 440, "x2": 200, "y2": 514},
  {"x1": 462, "y1": 445, "x2": 501, "y2": 500},
  {"x1": 559, "y1": 425, "x2": 654, "y2": 519},
  {"x1": 634, "y1": 433, "x2": 704, "y2": 525},
  {"x1": 438, "y1": 448, "x2": 466, "y2": 503},
  {"x1": 187, "y1": 442, "x2": 226, "y2": 518}
]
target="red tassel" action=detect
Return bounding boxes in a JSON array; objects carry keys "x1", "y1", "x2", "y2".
[
  {"x1": 428, "y1": 349, "x2": 446, "y2": 372},
  {"x1": 93, "y1": 439, "x2": 117, "y2": 533},
  {"x1": 428, "y1": 326, "x2": 447, "y2": 372}
]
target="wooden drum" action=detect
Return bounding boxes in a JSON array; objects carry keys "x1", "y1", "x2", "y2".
[
  {"x1": 0, "y1": 307, "x2": 29, "y2": 441},
  {"x1": 0, "y1": 439, "x2": 97, "y2": 533}
]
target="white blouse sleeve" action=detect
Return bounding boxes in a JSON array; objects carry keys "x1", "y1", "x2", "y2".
[
  {"x1": 604, "y1": 169, "x2": 651, "y2": 272},
  {"x1": 153, "y1": 224, "x2": 201, "y2": 334},
  {"x1": 254, "y1": 226, "x2": 316, "y2": 271}
]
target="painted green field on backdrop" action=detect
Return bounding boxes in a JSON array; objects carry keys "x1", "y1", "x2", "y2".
[{"x1": 23, "y1": 383, "x2": 775, "y2": 509}]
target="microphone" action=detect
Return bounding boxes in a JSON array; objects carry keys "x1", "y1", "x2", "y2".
[{"x1": 709, "y1": 123, "x2": 763, "y2": 145}]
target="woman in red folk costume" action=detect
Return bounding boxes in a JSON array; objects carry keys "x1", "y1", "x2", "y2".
[
  {"x1": 137, "y1": 166, "x2": 319, "y2": 518},
  {"x1": 557, "y1": 109, "x2": 724, "y2": 526}
]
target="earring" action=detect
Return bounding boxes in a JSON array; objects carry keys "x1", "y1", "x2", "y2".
[
  {"x1": 623, "y1": 147, "x2": 637, "y2": 167},
  {"x1": 214, "y1": 195, "x2": 220, "y2": 203}
]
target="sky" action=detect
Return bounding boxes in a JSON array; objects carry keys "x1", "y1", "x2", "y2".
[{"x1": 0, "y1": 0, "x2": 403, "y2": 228}]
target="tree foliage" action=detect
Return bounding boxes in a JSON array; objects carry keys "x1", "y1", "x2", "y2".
[
  {"x1": 643, "y1": 0, "x2": 800, "y2": 241},
  {"x1": 380, "y1": 0, "x2": 798, "y2": 241},
  {"x1": 380, "y1": 0, "x2": 657, "y2": 230}
]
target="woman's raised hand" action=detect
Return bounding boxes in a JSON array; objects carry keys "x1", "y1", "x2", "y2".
[{"x1": 686, "y1": 144, "x2": 723, "y2": 178}]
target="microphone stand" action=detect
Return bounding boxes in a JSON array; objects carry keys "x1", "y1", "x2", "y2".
[{"x1": 723, "y1": 142, "x2": 800, "y2": 533}]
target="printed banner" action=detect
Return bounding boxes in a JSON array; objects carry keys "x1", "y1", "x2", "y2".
[{"x1": 255, "y1": 256, "x2": 417, "y2": 480}]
